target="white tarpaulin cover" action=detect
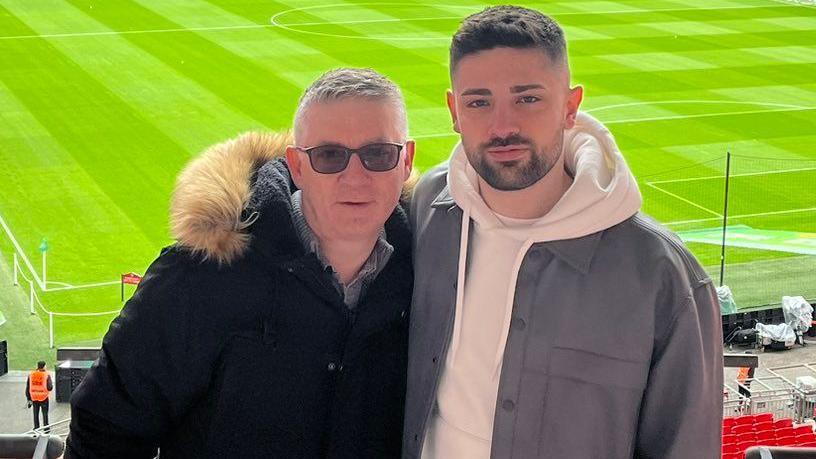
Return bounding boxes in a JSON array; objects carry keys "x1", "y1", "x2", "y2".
[
  {"x1": 782, "y1": 295, "x2": 813, "y2": 333},
  {"x1": 755, "y1": 322, "x2": 796, "y2": 346}
]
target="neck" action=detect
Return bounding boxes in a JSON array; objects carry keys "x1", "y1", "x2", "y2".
[
  {"x1": 478, "y1": 154, "x2": 572, "y2": 219},
  {"x1": 301, "y1": 202, "x2": 378, "y2": 285},
  {"x1": 318, "y1": 236, "x2": 378, "y2": 284}
]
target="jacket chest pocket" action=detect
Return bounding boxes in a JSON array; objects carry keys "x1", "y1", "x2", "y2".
[{"x1": 517, "y1": 347, "x2": 649, "y2": 458}]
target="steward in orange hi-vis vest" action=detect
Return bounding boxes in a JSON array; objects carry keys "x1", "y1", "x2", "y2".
[{"x1": 29, "y1": 370, "x2": 50, "y2": 402}]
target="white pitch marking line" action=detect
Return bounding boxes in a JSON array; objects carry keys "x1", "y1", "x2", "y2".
[
  {"x1": 0, "y1": 24, "x2": 275, "y2": 41},
  {"x1": 268, "y1": 2, "x2": 798, "y2": 41},
  {"x1": 647, "y1": 166, "x2": 816, "y2": 185},
  {"x1": 664, "y1": 207, "x2": 816, "y2": 225},
  {"x1": 585, "y1": 100, "x2": 811, "y2": 113},
  {"x1": 0, "y1": 2, "x2": 795, "y2": 40},
  {"x1": 413, "y1": 106, "x2": 816, "y2": 139},
  {"x1": 1, "y1": 211, "x2": 128, "y2": 293},
  {"x1": 645, "y1": 182, "x2": 723, "y2": 218},
  {"x1": 47, "y1": 280, "x2": 121, "y2": 292}
]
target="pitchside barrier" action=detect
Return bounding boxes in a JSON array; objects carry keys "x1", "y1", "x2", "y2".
[{"x1": 0, "y1": 248, "x2": 124, "y2": 349}]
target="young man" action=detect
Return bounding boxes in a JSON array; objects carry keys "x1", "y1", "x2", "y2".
[
  {"x1": 26, "y1": 360, "x2": 53, "y2": 431},
  {"x1": 404, "y1": 6, "x2": 722, "y2": 458},
  {"x1": 66, "y1": 68, "x2": 415, "y2": 458}
]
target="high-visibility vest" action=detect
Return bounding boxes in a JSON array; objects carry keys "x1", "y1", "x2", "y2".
[
  {"x1": 737, "y1": 367, "x2": 754, "y2": 385},
  {"x1": 29, "y1": 370, "x2": 49, "y2": 402}
]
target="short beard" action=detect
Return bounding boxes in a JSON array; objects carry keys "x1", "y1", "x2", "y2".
[{"x1": 466, "y1": 132, "x2": 562, "y2": 191}]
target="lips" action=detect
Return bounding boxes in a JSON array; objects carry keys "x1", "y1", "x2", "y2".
[
  {"x1": 338, "y1": 201, "x2": 373, "y2": 206},
  {"x1": 486, "y1": 146, "x2": 528, "y2": 161}
]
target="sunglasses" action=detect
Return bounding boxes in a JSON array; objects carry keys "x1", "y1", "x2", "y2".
[{"x1": 296, "y1": 142, "x2": 404, "y2": 174}]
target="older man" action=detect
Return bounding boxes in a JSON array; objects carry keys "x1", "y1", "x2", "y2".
[
  {"x1": 66, "y1": 68, "x2": 414, "y2": 458},
  {"x1": 404, "y1": 6, "x2": 722, "y2": 459}
]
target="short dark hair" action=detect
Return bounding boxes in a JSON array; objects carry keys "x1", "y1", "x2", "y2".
[
  {"x1": 37, "y1": 360, "x2": 46, "y2": 369},
  {"x1": 450, "y1": 5, "x2": 567, "y2": 73}
]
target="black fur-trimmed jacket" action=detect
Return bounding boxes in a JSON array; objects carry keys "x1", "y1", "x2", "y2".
[{"x1": 65, "y1": 133, "x2": 412, "y2": 458}]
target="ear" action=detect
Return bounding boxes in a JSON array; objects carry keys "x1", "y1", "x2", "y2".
[
  {"x1": 402, "y1": 140, "x2": 415, "y2": 180},
  {"x1": 565, "y1": 85, "x2": 584, "y2": 129},
  {"x1": 446, "y1": 90, "x2": 460, "y2": 133},
  {"x1": 285, "y1": 146, "x2": 305, "y2": 188}
]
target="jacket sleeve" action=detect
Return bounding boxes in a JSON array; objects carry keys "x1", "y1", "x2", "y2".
[
  {"x1": 25, "y1": 376, "x2": 31, "y2": 401},
  {"x1": 65, "y1": 251, "x2": 209, "y2": 459},
  {"x1": 634, "y1": 280, "x2": 723, "y2": 459},
  {"x1": 47, "y1": 374, "x2": 53, "y2": 392}
]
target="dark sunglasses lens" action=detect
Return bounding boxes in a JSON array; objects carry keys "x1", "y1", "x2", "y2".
[
  {"x1": 310, "y1": 146, "x2": 349, "y2": 173},
  {"x1": 358, "y1": 144, "x2": 401, "y2": 172}
]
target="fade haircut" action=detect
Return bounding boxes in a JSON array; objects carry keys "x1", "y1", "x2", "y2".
[
  {"x1": 293, "y1": 68, "x2": 408, "y2": 143},
  {"x1": 450, "y1": 5, "x2": 568, "y2": 74}
]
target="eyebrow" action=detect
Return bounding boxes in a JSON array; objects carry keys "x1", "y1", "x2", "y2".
[
  {"x1": 511, "y1": 84, "x2": 545, "y2": 93},
  {"x1": 460, "y1": 88, "x2": 491, "y2": 96},
  {"x1": 313, "y1": 137, "x2": 391, "y2": 147}
]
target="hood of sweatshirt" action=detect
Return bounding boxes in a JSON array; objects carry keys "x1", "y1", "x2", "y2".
[{"x1": 448, "y1": 111, "x2": 642, "y2": 241}]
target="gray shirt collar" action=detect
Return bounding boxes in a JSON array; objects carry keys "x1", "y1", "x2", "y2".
[{"x1": 290, "y1": 190, "x2": 393, "y2": 308}]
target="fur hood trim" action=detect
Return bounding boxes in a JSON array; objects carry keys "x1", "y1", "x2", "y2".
[{"x1": 171, "y1": 131, "x2": 292, "y2": 266}]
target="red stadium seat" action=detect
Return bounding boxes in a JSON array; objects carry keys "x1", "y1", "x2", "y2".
[
  {"x1": 722, "y1": 442, "x2": 739, "y2": 454},
  {"x1": 754, "y1": 413, "x2": 774, "y2": 424},
  {"x1": 793, "y1": 425, "x2": 813, "y2": 436},
  {"x1": 776, "y1": 427, "x2": 796, "y2": 438},
  {"x1": 735, "y1": 423, "x2": 756, "y2": 435},
  {"x1": 737, "y1": 440, "x2": 756, "y2": 452},
  {"x1": 756, "y1": 430, "x2": 776, "y2": 444},
  {"x1": 796, "y1": 433, "x2": 816, "y2": 443},
  {"x1": 737, "y1": 432, "x2": 757, "y2": 444},
  {"x1": 774, "y1": 419, "x2": 794, "y2": 430},
  {"x1": 736, "y1": 415, "x2": 755, "y2": 426},
  {"x1": 723, "y1": 433, "x2": 737, "y2": 445},
  {"x1": 755, "y1": 421, "x2": 774, "y2": 432},
  {"x1": 777, "y1": 435, "x2": 797, "y2": 446}
]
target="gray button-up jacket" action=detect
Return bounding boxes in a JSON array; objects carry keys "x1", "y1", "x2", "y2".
[{"x1": 403, "y1": 165, "x2": 723, "y2": 459}]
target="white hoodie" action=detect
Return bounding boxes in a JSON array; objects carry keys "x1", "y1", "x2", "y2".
[{"x1": 422, "y1": 112, "x2": 643, "y2": 458}]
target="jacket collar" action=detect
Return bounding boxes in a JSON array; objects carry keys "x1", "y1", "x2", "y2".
[
  {"x1": 430, "y1": 184, "x2": 456, "y2": 211},
  {"x1": 533, "y1": 232, "x2": 603, "y2": 275}
]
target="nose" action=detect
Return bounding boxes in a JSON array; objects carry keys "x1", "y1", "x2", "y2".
[
  {"x1": 488, "y1": 104, "x2": 520, "y2": 140},
  {"x1": 338, "y1": 153, "x2": 371, "y2": 185}
]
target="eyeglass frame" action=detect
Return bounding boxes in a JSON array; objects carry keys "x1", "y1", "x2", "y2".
[{"x1": 294, "y1": 142, "x2": 405, "y2": 174}]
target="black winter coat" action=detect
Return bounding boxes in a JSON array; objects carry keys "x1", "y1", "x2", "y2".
[{"x1": 66, "y1": 133, "x2": 412, "y2": 458}]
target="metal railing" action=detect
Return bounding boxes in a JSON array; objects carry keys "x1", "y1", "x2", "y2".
[{"x1": 0, "y1": 433, "x2": 64, "y2": 459}]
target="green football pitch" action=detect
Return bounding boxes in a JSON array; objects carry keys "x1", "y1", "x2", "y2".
[{"x1": 1, "y1": 0, "x2": 815, "y2": 368}]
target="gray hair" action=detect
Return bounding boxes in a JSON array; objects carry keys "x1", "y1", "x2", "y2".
[{"x1": 293, "y1": 68, "x2": 408, "y2": 142}]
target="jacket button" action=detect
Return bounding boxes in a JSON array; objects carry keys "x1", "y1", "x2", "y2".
[
  {"x1": 414, "y1": 434, "x2": 419, "y2": 442},
  {"x1": 502, "y1": 400, "x2": 515, "y2": 411},
  {"x1": 512, "y1": 317, "x2": 527, "y2": 331},
  {"x1": 401, "y1": 310, "x2": 407, "y2": 318},
  {"x1": 328, "y1": 362, "x2": 337, "y2": 371},
  {"x1": 432, "y1": 356, "x2": 438, "y2": 364}
]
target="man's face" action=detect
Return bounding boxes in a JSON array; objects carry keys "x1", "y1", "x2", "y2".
[
  {"x1": 448, "y1": 47, "x2": 582, "y2": 191},
  {"x1": 287, "y1": 98, "x2": 414, "y2": 242}
]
